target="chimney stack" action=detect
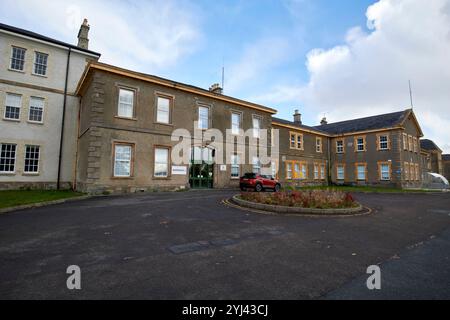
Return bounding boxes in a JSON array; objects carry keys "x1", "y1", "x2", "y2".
[
  {"x1": 77, "y1": 19, "x2": 90, "y2": 50},
  {"x1": 209, "y1": 83, "x2": 223, "y2": 95},
  {"x1": 320, "y1": 117, "x2": 328, "y2": 125},
  {"x1": 293, "y1": 110, "x2": 302, "y2": 125}
]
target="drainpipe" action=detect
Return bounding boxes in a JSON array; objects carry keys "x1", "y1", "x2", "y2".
[{"x1": 57, "y1": 47, "x2": 72, "y2": 190}]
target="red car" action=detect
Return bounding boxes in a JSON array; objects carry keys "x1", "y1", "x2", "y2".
[{"x1": 240, "y1": 173, "x2": 281, "y2": 192}]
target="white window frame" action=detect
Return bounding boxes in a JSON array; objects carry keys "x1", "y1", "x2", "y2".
[
  {"x1": 357, "y1": 165, "x2": 366, "y2": 181},
  {"x1": 337, "y1": 165, "x2": 345, "y2": 180},
  {"x1": 314, "y1": 164, "x2": 319, "y2": 180},
  {"x1": 336, "y1": 140, "x2": 344, "y2": 153},
  {"x1": 4, "y1": 93, "x2": 22, "y2": 120},
  {"x1": 252, "y1": 116, "x2": 261, "y2": 139},
  {"x1": 33, "y1": 52, "x2": 48, "y2": 76},
  {"x1": 0, "y1": 143, "x2": 17, "y2": 173},
  {"x1": 10, "y1": 46, "x2": 26, "y2": 71},
  {"x1": 231, "y1": 154, "x2": 240, "y2": 178},
  {"x1": 316, "y1": 138, "x2": 322, "y2": 153},
  {"x1": 252, "y1": 156, "x2": 261, "y2": 174},
  {"x1": 24, "y1": 145, "x2": 40, "y2": 174},
  {"x1": 113, "y1": 144, "x2": 133, "y2": 177},
  {"x1": 156, "y1": 95, "x2": 171, "y2": 124},
  {"x1": 28, "y1": 97, "x2": 44, "y2": 123},
  {"x1": 320, "y1": 164, "x2": 326, "y2": 180},
  {"x1": 356, "y1": 137, "x2": 365, "y2": 152},
  {"x1": 380, "y1": 163, "x2": 390, "y2": 181},
  {"x1": 286, "y1": 162, "x2": 292, "y2": 179},
  {"x1": 154, "y1": 147, "x2": 170, "y2": 178},
  {"x1": 117, "y1": 88, "x2": 134, "y2": 119},
  {"x1": 379, "y1": 135, "x2": 388, "y2": 150},
  {"x1": 198, "y1": 106, "x2": 209, "y2": 130},
  {"x1": 231, "y1": 113, "x2": 241, "y2": 135},
  {"x1": 301, "y1": 163, "x2": 307, "y2": 180}
]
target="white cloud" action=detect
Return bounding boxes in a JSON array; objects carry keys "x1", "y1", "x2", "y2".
[
  {"x1": 1, "y1": 0, "x2": 202, "y2": 72},
  {"x1": 258, "y1": 0, "x2": 450, "y2": 153}
]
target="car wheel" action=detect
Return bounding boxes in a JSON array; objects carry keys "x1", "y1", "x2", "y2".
[
  {"x1": 274, "y1": 184, "x2": 281, "y2": 192},
  {"x1": 255, "y1": 183, "x2": 263, "y2": 192}
]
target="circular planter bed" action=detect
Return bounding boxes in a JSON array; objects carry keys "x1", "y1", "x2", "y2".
[{"x1": 231, "y1": 192, "x2": 365, "y2": 216}]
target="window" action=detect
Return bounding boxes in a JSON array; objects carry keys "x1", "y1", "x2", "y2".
[
  {"x1": 118, "y1": 88, "x2": 134, "y2": 118},
  {"x1": 379, "y1": 162, "x2": 390, "y2": 181},
  {"x1": 410, "y1": 163, "x2": 415, "y2": 181},
  {"x1": 355, "y1": 136, "x2": 366, "y2": 152},
  {"x1": 314, "y1": 164, "x2": 319, "y2": 180},
  {"x1": 271, "y1": 161, "x2": 278, "y2": 179},
  {"x1": 415, "y1": 164, "x2": 420, "y2": 181},
  {"x1": 231, "y1": 154, "x2": 240, "y2": 178},
  {"x1": 252, "y1": 116, "x2": 261, "y2": 138},
  {"x1": 289, "y1": 132, "x2": 303, "y2": 150},
  {"x1": 336, "y1": 140, "x2": 344, "y2": 153},
  {"x1": 198, "y1": 106, "x2": 209, "y2": 130},
  {"x1": 28, "y1": 97, "x2": 44, "y2": 122},
  {"x1": 337, "y1": 165, "x2": 345, "y2": 180},
  {"x1": 252, "y1": 156, "x2": 261, "y2": 174},
  {"x1": 114, "y1": 144, "x2": 133, "y2": 177},
  {"x1": 24, "y1": 145, "x2": 40, "y2": 173},
  {"x1": 408, "y1": 135, "x2": 413, "y2": 151},
  {"x1": 34, "y1": 52, "x2": 48, "y2": 76},
  {"x1": 403, "y1": 133, "x2": 408, "y2": 150},
  {"x1": 378, "y1": 135, "x2": 389, "y2": 150},
  {"x1": 286, "y1": 162, "x2": 293, "y2": 179},
  {"x1": 301, "y1": 163, "x2": 307, "y2": 180},
  {"x1": 316, "y1": 137, "x2": 322, "y2": 153},
  {"x1": 413, "y1": 137, "x2": 418, "y2": 153},
  {"x1": 404, "y1": 162, "x2": 409, "y2": 181},
  {"x1": 4, "y1": 93, "x2": 21, "y2": 120},
  {"x1": 356, "y1": 164, "x2": 366, "y2": 181},
  {"x1": 290, "y1": 133, "x2": 296, "y2": 148},
  {"x1": 231, "y1": 113, "x2": 241, "y2": 135},
  {"x1": 0, "y1": 143, "x2": 17, "y2": 173},
  {"x1": 156, "y1": 96, "x2": 171, "y2": 124},
  {"x1": 320, "y1": 164, "x2": 326, "y2": 180},
  {"x1": 154, "y1": 147, "x2": 169, "y2": 178},
  {"x1": 10, "y1": 47, "x2": 26, "y2": 71},
  {"x1": 294, "y1": 163, "x2": 301, "y2": 179}
]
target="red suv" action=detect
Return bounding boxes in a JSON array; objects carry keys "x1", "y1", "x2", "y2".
[{"x1": 240, "y1": 173, "x2": 281, "y2": 192}]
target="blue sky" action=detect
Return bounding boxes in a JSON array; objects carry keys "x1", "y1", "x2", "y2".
[{"x1": 1, "y1": 0, "x2": 449, "y2": 152}]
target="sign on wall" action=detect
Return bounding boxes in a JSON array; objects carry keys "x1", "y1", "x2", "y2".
[{"x1": 172, "y1": 166, "x2": 187, "y2": 175}]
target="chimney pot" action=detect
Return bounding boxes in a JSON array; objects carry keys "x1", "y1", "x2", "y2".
[
  {"x1": 293, "y1": 110, "x2": 302, "y2": 125},
  {"x1": 77, "y1": 18, "x2": 90, "y2": 50},
  {"x1": 209, "y1": 83, "x2": 223, "y2": 95},
  {"x1": 320, "y1": 117, "x2": 328, "y2": 125}
]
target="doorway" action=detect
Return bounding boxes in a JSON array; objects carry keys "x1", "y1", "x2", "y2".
[{"x1": 189, "y1": 146, "x2": 214, "y2": 189}]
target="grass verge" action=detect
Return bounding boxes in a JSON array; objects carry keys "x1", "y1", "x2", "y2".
[
  {"x1": 293, "y1": 185, "x2": 436, "y2": 193},
  {"x1": 0, "y1": 190, "x2": 85, "y2": 209}
]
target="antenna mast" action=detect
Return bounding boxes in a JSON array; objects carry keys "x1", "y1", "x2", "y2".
[
  {"x1": 221, "y1": 58, "x2": 225, "y2": 93},
  {"x1": 409, "y1": 80, "x2": 414, "y2": 109}
]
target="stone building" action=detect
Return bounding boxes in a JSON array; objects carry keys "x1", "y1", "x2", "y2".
[
  {"x1": 420, "y1": 139, "x2": 443, "y2": 175},
  {"x1": 0, "y1": 21, "x2": 100, "y2": 190},
  {"x1": 75, "y1": 62, "x2": 277, "y2": 194},
  {"x1": 443, "y1": 154, "x2": 450, "y2": 182}
]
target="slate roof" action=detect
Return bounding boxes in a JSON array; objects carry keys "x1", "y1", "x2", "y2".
[
  {"x1": 0, "y1": 23, "x2": 101, "y2": 57},
  {"x1": 272, "y1": 117, "x2": 329, "y2": 135},
  {"x1": 442, "y1": 154, "x2": 450, "y2": 161},
  {"x1": 420, "y1": 139, "x2": 442, "y2": 152},
  {"x1": 313, "y1": 110, "x2": 411, "y2": 135}
]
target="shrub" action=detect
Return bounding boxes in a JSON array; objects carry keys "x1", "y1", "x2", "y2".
[{"x1": 240, "y1": 190, "x2": 358, "y2": 209}]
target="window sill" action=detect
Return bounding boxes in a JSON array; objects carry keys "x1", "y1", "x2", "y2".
[
  {"x1": 115, "y1": 116, "x2": 137, "y2": 121},
  {"x1": 111, "y1": 176, "x2": 134, "y2": 180},
  {"x1": 153, "y1": 176, "x2": 171, "y2": 180},
  {"x1": 0, "y1": 172, "x2": 16, "y2": 176},
  {"x1": 31, "y1": 73, "x2": 48, "y2": 78},
  {"x1": 2, "y1": 118, "x2": 21, "y2": 122},
  {"x1": 23, "y1": 172, "x2": 40, "y2": 176},
  {"x1": 154, "y1": 122, "x2": 173, "y2": 127},
  {"x1": 8, "y1": 68, "x2": 25, "y2": 74},
  {"x1": 27, "y1": 120, "x2": 44, "y2": 125}
]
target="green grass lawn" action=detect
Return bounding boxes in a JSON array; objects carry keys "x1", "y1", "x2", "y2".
[
  {"x1": 0, "y1": 190, "x2": 85, "y2": 209},
  {"x1": 289, "y1": 185, "x2": 436, "y2": 193}
]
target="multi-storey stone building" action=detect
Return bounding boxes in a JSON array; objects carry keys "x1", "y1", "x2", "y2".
[
  {"x1": 0, "y1": 21, "x2": 100, "y2": 190},
  {"x1": 75, "y1": 62, "x2": 276, "y2": 193},
  {"x1": 443, "y1": 154, "x2": 450, "y2": 182},
  {"x1": 1, "y1": 23, "x2": 445, "y2": 193}
]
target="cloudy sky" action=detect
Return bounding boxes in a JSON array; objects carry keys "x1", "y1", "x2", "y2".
[{"x1": 1, "y1": 0, "x2": 449, "y2": 152}]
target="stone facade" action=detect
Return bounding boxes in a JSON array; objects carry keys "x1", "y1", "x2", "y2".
[
  {"x1": 75, "y1": 64, "x2": 276, "y2": 194},
  {"x1": 0, "y1": 23, "x2": 100, "y2": 190}
]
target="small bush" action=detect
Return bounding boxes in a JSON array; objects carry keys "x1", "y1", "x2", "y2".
[{"x1": 240, "y1": 190, "x2": 358, "y2": 209}]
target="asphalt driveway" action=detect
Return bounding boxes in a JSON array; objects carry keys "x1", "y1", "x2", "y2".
[{"x1": 0, "y1": 190, "x2": 449, "y2": 299}]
